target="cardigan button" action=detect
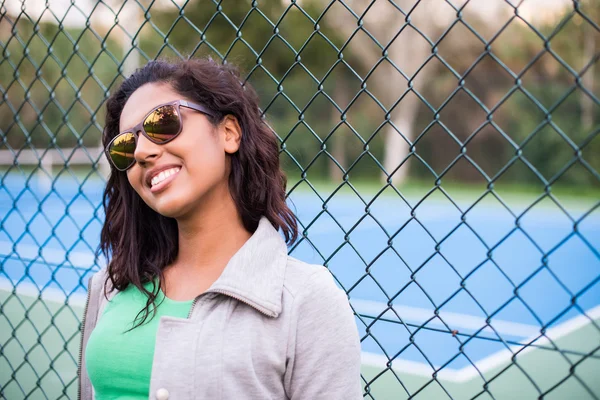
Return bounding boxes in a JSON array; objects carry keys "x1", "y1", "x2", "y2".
[{"x1": 156, "y1": 388, "x2": 169, "y2": 400}]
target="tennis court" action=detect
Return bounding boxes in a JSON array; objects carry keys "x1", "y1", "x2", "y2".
[{"x1": 1, "y1": 172, "x2": 599, "y2": 399}]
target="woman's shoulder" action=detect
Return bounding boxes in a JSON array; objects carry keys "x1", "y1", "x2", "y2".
[
  {"x1": 87, "y1": 266, "x2": 112, "y2": 295},
  {"x1": 281, "y1": 255, "x2": 361, "y2": 386},
  {"x1": 283, "y1": 255, "x2": 348, "y2": 305},
  {"x1": 84, "y1": 266, "x2": 118, "y2": 316}
]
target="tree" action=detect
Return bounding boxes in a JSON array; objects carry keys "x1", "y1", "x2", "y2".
[{"x1": 322, "y1": 0, "x2": 453, "y2": 185}]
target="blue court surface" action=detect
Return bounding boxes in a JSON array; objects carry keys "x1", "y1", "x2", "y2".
[{"x1": 1, "y1": 171, "x2": 599, "y2": 396}]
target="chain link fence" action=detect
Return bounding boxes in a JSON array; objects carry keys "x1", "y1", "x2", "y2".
[{"x1": 1, "y1": 0, "x2": 599, "y2": 399}]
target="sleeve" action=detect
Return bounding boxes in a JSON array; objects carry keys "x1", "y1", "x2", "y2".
[{"x1": 283, "y1": 266, "x2": 363, "y2": 400}]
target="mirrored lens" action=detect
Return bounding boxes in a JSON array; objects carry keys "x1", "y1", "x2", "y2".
[
  {"x1": 143, "y1": 105, "x2": 181, "y2": 142},
  {"x1": 108, "y1": 132, "x2": 136, "y2": 170}
]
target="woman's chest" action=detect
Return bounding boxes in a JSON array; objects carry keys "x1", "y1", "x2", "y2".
[
  {"x1": 147, "y1": 294, "x2": 290, "y2": 400},
  {"x1": 86, "y1": 284, "x2": 193, "y2": 399}
]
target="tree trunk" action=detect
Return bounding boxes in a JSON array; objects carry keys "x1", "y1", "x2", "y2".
[
  {"x1": 378, "y1": 26, "x2": 431, "y2": 186},
  {"x1": 329, "y1": 76, "x2": 351, "y2": 181},
  {"x1": 98, "y1": 0, "x2": 142, "y2": 179},
  {"x1": 381, "y1": 93, "x2": 420, "y2": 185},
  {"x1": 581, "y1": 23, "x2": 595, "y2": 131}
]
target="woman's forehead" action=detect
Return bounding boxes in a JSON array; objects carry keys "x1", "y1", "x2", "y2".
[{"x1": 119, "y1": 82, "x2": 179, "y2": 131}]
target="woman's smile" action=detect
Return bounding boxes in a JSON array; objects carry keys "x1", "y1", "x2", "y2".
[{"x1": 149, "y1": 166, "x2": 181, "y2": 193}]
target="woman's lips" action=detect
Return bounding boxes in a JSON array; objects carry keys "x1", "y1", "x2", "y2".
[{"x1": 150, "y1": 169, "x2": 180, "y2": 194}]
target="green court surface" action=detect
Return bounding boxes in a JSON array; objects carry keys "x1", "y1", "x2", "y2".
[
  {"x1": 1, "y1": 287, "x2": 83, "y2": 399},
  {"x1": 1, "y1": 285, "x2": 599, "y2": 399}
]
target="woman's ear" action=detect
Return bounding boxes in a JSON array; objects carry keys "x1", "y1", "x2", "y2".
[{"x1": 221, "y1": 115, "x2": 242, "y2": 154}]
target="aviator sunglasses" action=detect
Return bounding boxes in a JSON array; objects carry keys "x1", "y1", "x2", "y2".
[{"x1": 104, "y1": 99, "x2": 215, "y2": 171}]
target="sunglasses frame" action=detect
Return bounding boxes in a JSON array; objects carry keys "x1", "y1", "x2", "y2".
[{"x1": 104, "y1": 99, "x2": 215, "y2": 171}]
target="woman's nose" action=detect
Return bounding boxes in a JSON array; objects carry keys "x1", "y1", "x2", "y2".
[{"x1": 134, "y1": 131, "x2": 161, "y2": 165}]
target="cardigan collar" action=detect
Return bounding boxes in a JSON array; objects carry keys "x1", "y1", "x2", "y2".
[
  {"x1": 203, "y1": 215, "x2": 288, "y2": 318},
  {"x1": 101, "y1": 216, "x2": 288, "y2": 318}
]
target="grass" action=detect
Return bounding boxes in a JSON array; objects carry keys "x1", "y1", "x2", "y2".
[{"x1": 287, "y1": 176, "x2": 599, "y2": 207}]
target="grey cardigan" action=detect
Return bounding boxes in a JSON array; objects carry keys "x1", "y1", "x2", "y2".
[{"x1": 78, "y1": 216, "x2": 363, "y2": 399}]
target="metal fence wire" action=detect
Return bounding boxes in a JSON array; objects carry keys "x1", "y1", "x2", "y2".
[{"x1": 1, "y1": 0, "x2": 599, "y2": 399}]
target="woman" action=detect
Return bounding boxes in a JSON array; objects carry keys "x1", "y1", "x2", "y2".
[{"x1": 78, "y1": 57, "x2": 362, "y2": 400}]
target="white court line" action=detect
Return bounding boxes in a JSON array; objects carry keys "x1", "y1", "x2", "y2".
[
  {"x1": 1, "y1": 277, "x2": 540, "y2": 339},
  {"x1": 360, "y1": 304, "x2": 600, "y2": 382},
  {"x1": 3, "y1": 243, "x2": 599, "y2": 383},
  {"x1": 351, "y1": 298, "x2": 540, "y2": 337},
  {"x1": 0, "y1": 241, "x2": 105, "y2": 269},
  {"x1": 0, "y1": 277, "x2": 88, "y2": 306},
  {"x1": 2, "y1": 278, "x2": 599, "y2": 382}
]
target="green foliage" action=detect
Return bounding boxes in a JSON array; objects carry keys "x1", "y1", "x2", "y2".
[
  {"x1": 1, "y1": 16, "x2": 121, "y2": 150},
  {"x1": 407, "y1": 1, "x2": 599, "y2": 188},
  {"x1": 1, "y1": 0, "x2": 597, "y2": 189}
]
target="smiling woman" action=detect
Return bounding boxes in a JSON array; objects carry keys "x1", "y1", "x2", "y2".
[{"x1": 78, "y1": 57, "x2": 362, "y2": 400}]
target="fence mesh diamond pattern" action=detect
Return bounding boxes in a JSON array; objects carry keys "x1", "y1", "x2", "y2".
[{"x1": 1, "y1": 0, "x2": 599, "y2": 399}]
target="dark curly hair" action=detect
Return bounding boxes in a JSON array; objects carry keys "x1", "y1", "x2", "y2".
[{"x1": 96, "y1": 57, "x2": 298, "y2": 330}]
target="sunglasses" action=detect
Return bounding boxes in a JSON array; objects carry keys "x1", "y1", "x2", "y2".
[{"x1": 104, "y1": 99, "x2": 215, "y2": 171}]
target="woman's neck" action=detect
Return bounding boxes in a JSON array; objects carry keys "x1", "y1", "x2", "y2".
[{"x1": 164, "y1": 185, "x2": 252, "y2": 295}]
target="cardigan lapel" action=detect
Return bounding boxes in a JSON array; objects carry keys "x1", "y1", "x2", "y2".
[{"x1": 204, "y1": 216, "x2": 288, "y2": 318}]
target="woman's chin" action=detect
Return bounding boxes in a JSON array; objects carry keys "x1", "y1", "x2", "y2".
[{"x1": 148, "y1": 195, "x2": 187, "y2": 219}]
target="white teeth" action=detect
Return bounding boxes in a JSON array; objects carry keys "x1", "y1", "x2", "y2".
[{"x1": 151, "y1": 167, "x2": 180, "y2": 187}]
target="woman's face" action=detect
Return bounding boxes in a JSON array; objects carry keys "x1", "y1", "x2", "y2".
[{"x1": 120, "y1": 82, "x2": 241, "y2": 219}]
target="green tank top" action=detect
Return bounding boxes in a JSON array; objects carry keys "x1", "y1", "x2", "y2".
[{"x1": 85, "y1": 279, "x2": 194, "y2": 399}]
